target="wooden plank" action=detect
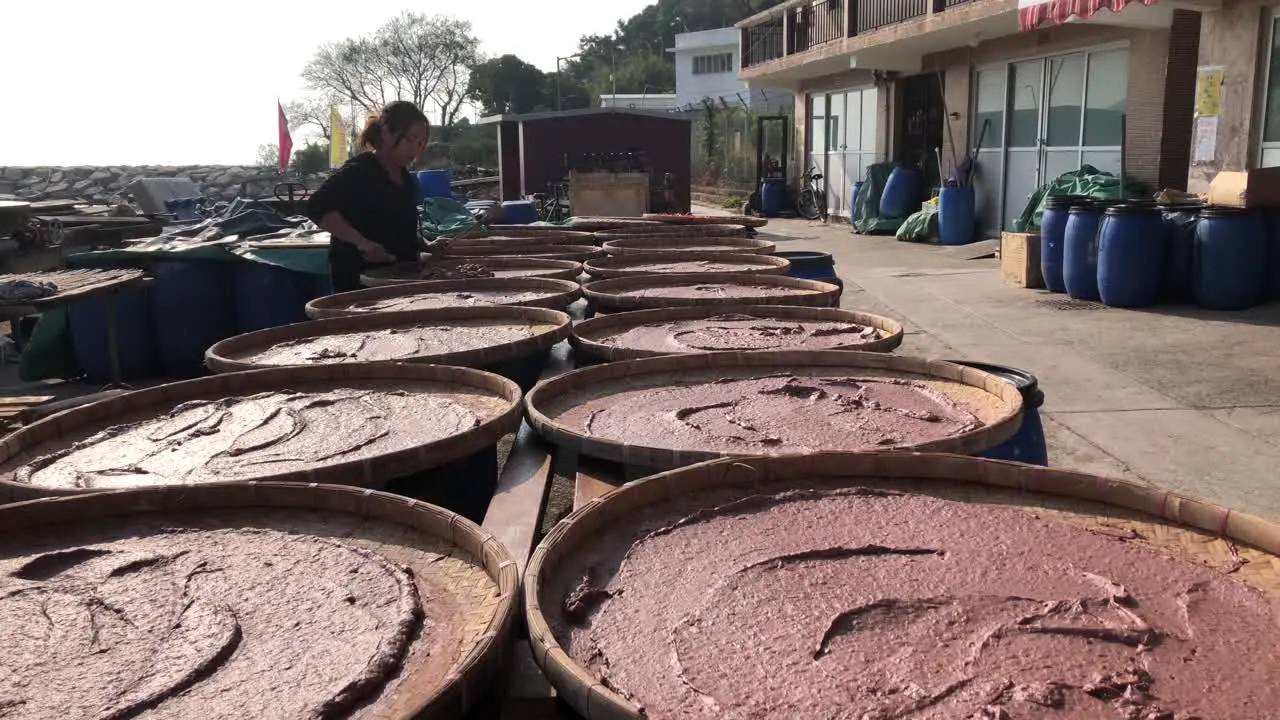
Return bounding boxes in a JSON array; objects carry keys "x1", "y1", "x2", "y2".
[
  {"x1": 22, "y1": 389, "x2": 129, "y2": 423},
  {"x1": 0, "y1": 395, "x2": 54, "y2": 406},
  {"x1": 574, "y1": 457, "x2": 624, "y2": 510},
  {"x1": 481, "y1": 344, "x2": 573, "y2": 575}
]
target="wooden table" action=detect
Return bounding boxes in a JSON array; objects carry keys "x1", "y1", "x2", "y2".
[{"x1": 0, "y1": 269, "x2": 150, "y2": 389}]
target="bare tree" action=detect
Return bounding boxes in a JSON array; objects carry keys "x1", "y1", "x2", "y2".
[
  {"x1": 285, "y1": 95, "x2": 363, "y2": 142},
  {"x1": 301, "y1": 12, "x2": 480, "y2": 124}
]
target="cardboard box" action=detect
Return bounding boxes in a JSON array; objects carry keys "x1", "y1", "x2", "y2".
[
  {"x1": 1207, "y1": 167, "x2": 1280, "y2": 208},
  {"x1": 1000, "y1": 232, "x2": 1043, "y2": 289}
]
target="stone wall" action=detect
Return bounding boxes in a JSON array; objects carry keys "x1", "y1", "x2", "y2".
[{"x1": 0, "y1": 165, "x2": 288, "y2": 204}]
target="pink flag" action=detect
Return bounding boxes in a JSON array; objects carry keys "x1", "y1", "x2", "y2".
[{"x1": 277, "y1": 101, "x2": 293, "y2": 173}]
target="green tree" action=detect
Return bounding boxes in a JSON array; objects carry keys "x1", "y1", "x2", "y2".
[
  {"x1": 560, "y1": 0, "x2": 786, "y2": 100},
  {"x1": 467, "y1": 55, "x2": 553, "y2": 115},
  {"x1": 291, "y1": 142, "x2": 330, "y2": 176}
]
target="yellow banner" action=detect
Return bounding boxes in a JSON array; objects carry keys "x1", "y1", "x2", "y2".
[{"x1": 330, "y1": 108, "x2": 349, "y2": 168}]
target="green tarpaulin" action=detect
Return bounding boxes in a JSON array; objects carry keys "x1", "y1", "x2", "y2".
[
  {"x1": 853, "y1": 162, "x2": 907, "y2": 235},
  {"x1": 1014, "y1": 165, "x2": 1147, "y2": 231}
]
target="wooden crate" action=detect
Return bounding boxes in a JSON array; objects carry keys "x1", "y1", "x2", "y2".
[
  {"x1": 568, "y1": 171, "x2": 649, "y2": 217},
  {"x1": 1000, "y1": 231, "x2": 1043, "y2": 289}
]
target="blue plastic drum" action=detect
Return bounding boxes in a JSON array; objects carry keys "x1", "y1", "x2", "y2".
[{"x1": 949, "y1": 360, "x2": 1048, "y2": 466}]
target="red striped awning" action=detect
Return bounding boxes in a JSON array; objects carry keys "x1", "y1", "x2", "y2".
[{"x1": 1018, "y1": 0, "x2": 1157, "y2": 31}]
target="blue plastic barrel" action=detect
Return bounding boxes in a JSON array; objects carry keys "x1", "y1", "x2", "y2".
[
  {"x1": 67, "y1": 286, "x2": 156, "y2": 383},
  {"x1": 849, "y1": 180, "x2": 864, "y2": 219},
  {"x1": 1097, "y1": 203, "x2": 1164, "y2": 308},
  {"x1": 1039, "y1": 195, "x2": 1076, "y2": 293},
  {"x1": 949, "y1": 361, "x2": 1047, "y2": 466},
  {"x1": 1194, "y1": 207, "x2": 1267, "y2": 311},
  {"x1": 500, "y1": 200, "x2": 537, "y2": 225},
  {"x1": 147, "y1": 260, "x2": 236, "y2": 377},
  {"x1": 1063, "y1": 203, "x2": 1103, "y2": 301},
  {"x1": 773, "y1": 250, "x2": 843, "y2": 299},
  {"x1": 1159, "y1": 204, "x2": 1200, "y2": 303},
  {"x1": 938, "y1": 186, "x2": 975, "y2": 246},
  {"x1": 1267, "y1": 209, "x2": 1280, "y2": 301},
  {"x1": 415, "y1": 170, "x2": 451, "y2": 202},
  {"x1": 878, "y1": 165, "x2": 920, "y2": 218},
  {"x1": 759, "y1": 178, "x2": 786, "y2": 216},
  {"x1": 233, "y1": 262, "x2": 314, "y2": 333}
]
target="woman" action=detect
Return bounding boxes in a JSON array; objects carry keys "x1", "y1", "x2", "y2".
[{"x1": 307, "y1": 101, "x2": 430, "y2": 292}]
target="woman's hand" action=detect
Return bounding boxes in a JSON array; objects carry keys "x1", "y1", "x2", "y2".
[{"x1": 357, "y1": 242, "x2": 395, "y2": 264}]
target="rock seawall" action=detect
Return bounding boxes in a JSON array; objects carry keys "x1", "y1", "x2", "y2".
[{"x1": 0, "y1": 165, "x2": 287, "y2": 204}]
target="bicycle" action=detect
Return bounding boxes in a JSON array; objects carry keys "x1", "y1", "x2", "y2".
[
  {"x1": 797, "y1": 165, "x2": 827, "y2": 220},
  {"x1": 532, "y1": 181, "x2": 570, "y2": 223}
]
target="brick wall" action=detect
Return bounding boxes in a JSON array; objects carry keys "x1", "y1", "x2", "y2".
[{"x1": 1160, "y1": 10, "x2": 1202, "y2": 190}]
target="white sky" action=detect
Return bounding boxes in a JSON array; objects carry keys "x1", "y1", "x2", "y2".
[{"x1": 1, "y1": 0, "x2": 652, "y2": 167}]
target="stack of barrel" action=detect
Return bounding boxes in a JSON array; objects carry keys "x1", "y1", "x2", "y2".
[{"x1": 1040, "y1": 195, "x2": 1277, "y2": 311}]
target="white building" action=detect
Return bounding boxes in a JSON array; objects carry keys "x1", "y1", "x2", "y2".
[
  {"x1": 671, "y1": 28, "x2": 791, "y2": 111},
  {"x1": 598, "y1": 93, "x2": 680, "y2": 111}
]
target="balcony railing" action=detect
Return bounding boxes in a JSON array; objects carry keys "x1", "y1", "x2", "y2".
[
  {"x1": 742, "y1": 17, "x2": 786, "y2": 68},
  {"x1": 741, "y1": 0, "x2": 957, "y2": 69},
  {"x1": 857, "y1": 0, "x2": 929, "y2": 32},
  {"x1": 792, "y1": 0, "x2": 846, "y2": 53}
]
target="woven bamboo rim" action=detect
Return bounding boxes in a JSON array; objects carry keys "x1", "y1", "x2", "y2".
[
  {"x1": 566, "y1": 217, "x2": 661, "y2": 231},
  {"x1": 600, "y1": 236, "x2": 775, "y2": 256},
  {"x1": 305, "y1": 277, "x2": 582, "y2": 319},
  {"x1": 439, "y1": 233, "x2": 595, "y2": 250},
  {"x1": 0, "y1": 481, "x2": 516, "y2": 720},
  {"x1": 478, "y1": 225, "x2": 598, "y2": 241},
  {"x1": 206, "y1": 306, "x2": 572, "y2": 374},
  {"x1": 361, "y1": 258, "x2": 583, "y2": 286},
  {"x1": 437, "y1": 244, "x2": 604, "y2": 261},
  {"x1": 570, "y1": 304, "x2": 905, "y2": 361},
  {"x1": 524, "y1": 350, "x2": 1022, "y2": 468},
  {"x1": 583, "y1": 252, "x2": 790, "y2": 280},
  {"x1": 525, "y1": 450, "x2": 1280, "y2": 720},
  {"x1": 642, "y1": 212, "x2": 768, "y2": 228},
  {"x1": 0, "y1": 363, "x2": 523, "y2": 502},
  {"x1": 594, "y1": 224, "x2": 747, "y2": 241},
  {"x1": 583, "y1": 272, "x2": 840, "y2": 312}
]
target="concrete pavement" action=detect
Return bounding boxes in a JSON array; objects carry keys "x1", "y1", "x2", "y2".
[{"x1": 739, "y1": 211, "x2": 1280, "y2": 519}]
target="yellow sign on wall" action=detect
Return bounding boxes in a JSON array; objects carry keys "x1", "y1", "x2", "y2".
[{"x1": 1195, "y1": 66, "x2": 1224, "y2": 116}]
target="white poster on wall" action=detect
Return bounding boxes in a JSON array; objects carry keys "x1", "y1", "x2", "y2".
[{"x1": 1192, "y1": 115, "x2": 1219, "y2": 164}]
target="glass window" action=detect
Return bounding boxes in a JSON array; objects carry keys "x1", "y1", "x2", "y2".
[
  {"x1": 692, "y1": 53, "x2": 733, "y2": 75},
  {"x1": 973, "y1": 69, "x2": 1005, "y2": 149},
  {"x1": 808, "y1": 96, "x2": 826, "y2": 155},
  {"x1": 861, "y1": 88, "x2": 877, "y2": 152},
  {"x1": 1046, "y1": 54, "x2": 1084, "y2": 147},
  {"x1": 811, "y1": 93, "x2": 826, "y2": 116},
  {"x1": 844, "y1": 91, "x2": 862, "y2": 151},
  {"x1": 1264, "y1": 18, "x2": 1280, "y2": 144},
  {"x1": 1083, "y1": 49, "x2": 1128, "y2": 146},
  {"x1": 1009, "y1": 60, "x2": 1043, "y2": 148}
]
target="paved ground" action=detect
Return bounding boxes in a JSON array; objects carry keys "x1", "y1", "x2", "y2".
[{"x1": 740, "y1": 209, "x2": 1280, "y2": 519}]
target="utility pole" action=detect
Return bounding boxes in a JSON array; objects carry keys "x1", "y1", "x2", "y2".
[{"x1": 556, "y1": 53, "x2": 582, "y2": 111}]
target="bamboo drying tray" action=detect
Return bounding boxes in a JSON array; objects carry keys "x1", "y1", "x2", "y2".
[
  {"x1": 594, "y1": 224, "x2": 748, "y2": 241},
  {"x1": 305, "y1": 277, "x2": 582, "y2": 319},
  {"x1": 583, "y1": 252, "x2": 790, "y2": 280},
  {"x1": 570, "y1": 304, "x2": 905, "y2": 361},
  {"x1": 475, "y1": 225, "x2": 598, "y2": 241},
  {"x1": 642, "y1": 212, "x2": 767, "y2": 228},
  {"x1": 436, "y1": 244, "x2": 604, "y2": 262},
  {"x1": 524, "y1": 350, "x2": 1022, "y2": 468},
  {"x1": 361, "y1": 258, "x2": 583, "y2": 286},
  {"x1": 583, "y1": 272, "x2": 840, "y2": 312},
  {"x1": 525, "y1": 451, "x2": 1280, "y2": 720},
  {"x1": 432, "y1": 234, "x2": 591, "y2": 251},
  {"x1": 206, "y1": 306, "x2": 572, "y2": 373},
  {"x1": 565, "y1": 217, "x2": 661, "y2": 231},
  {"x1": 600, "y1": 236, "x2": 775, "y2": 256},
  {"x1": 0, "y1": 481, "x2": 516, "y2": 719},
  {"x1": 0, "y1": 363, "x2": 522, "y2": 502}
]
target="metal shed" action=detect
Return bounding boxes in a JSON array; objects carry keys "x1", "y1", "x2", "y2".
[{"x1": 477, "y1": 108, "x2": 692, "y2": 214}]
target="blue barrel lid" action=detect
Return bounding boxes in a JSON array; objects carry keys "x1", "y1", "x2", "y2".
[{"x1": 945, "y1": 360, "x2": 1044, "y2": 409}]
